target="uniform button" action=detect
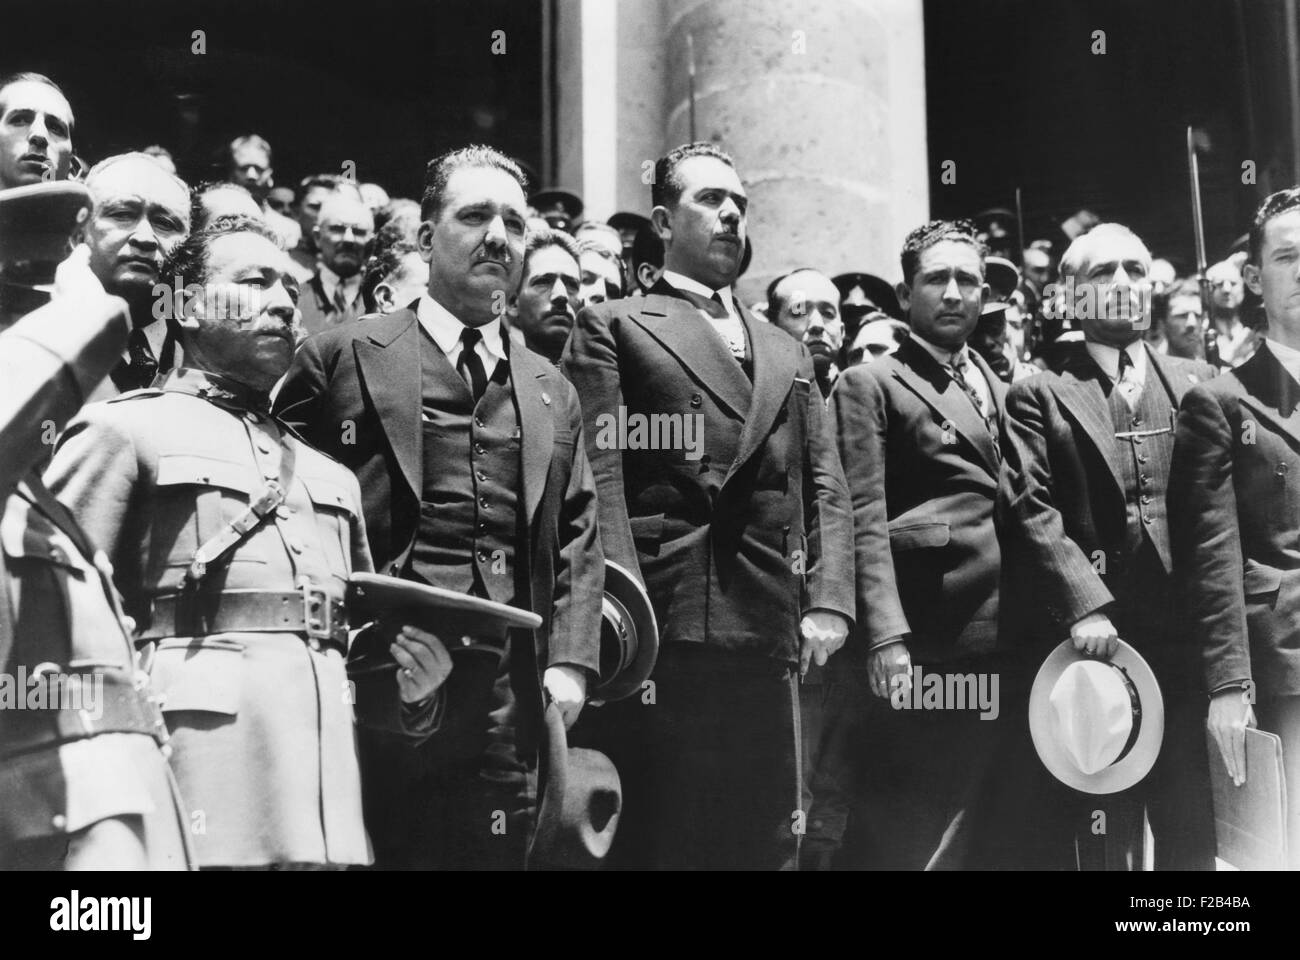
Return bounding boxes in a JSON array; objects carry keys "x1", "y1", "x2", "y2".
[
  {"x1": 477, "y1": 521, "x2": 487, "y2": 534},
  {"x1": 1133, "y1": 436, "x2": 1143, "y2": 445},
  {"x1": 1137, "y1": 454, "x2": 1148, "y2": 464},
  {"x1": 289, "y1": 541, "x2": 303, "y2": 554},
  {"x1": 276, "y1": 506, "x2": 293, "y2": 519},
  {"x1": 1143, "y1": 514, "x2": 1153, "y2": 524},
  {"x1": 257, "y1": 440, "x2": 273, "y2": 454},
  {"x1": 460, "y1": 635, "x2": 473, "y2": 647},
  {"x1": 1140, "y1": 475, "x2": 1150, "y2": 485},
  {"x1": 690, "y1": 394, "x2": 702, "y2": 408},
  {"x1": 307, "y1": 636, "x2": 321, "y2": 652},
  {"x1": 1133, "y1": 416, "x2": 1143, "y2": 426},
  {"x1": 51, "y1": 814, "x2": 67, "y2": 831},
  {"x1": 476, "y1": 471, "x2": 487, "y2": 482},
  {"x1": 475, "y1": 417, "x2": 484, "y2": 428},
  {"x1": 1141, "y1": 494, "x2": 1151, "y2": 505},
  {"x1": 479, "y1": 496, "x2": 489, "y2": 509},
  {"x1": 476, "y1": 551, "x2": 488, "y2": 563},
  {"x1": 474, "y1": 443, "x2": 486, "y2": 455}
]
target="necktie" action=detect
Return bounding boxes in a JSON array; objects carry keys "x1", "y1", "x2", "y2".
[
  {"x1": 110, "y1": 327, "x2": 159, "y2": 392},
  {"x1": 333, "y1": 284, "x2": 349, "y2": 315},
  {"x1": 678, "y1": 287, "x2": 729, "y2": 320},
  {"x1": 457, "y1": 326, "x2": 488, "y2": 402},
  {"x1": 678, "y1": 288, "x2": 746, "y2": 361},
  {"x1": 1116, "y1": 348, "x2": 1142, "y2": 411},
  {"x1": 948, "y1": 349, "x2": 985, "y2": 418}
]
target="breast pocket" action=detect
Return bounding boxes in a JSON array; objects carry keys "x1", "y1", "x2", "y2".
[
  {"x1": 298, "y1": 471, "x2": 361, "y2": 580},
  {"x1": 151, "y1": 454, "x2": 267, "y2": 576}
]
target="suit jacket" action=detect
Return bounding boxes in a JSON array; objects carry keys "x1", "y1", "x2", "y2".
[
  {"x1": 1001, "y1": 342, "x2": 1215, "y2": 652},
  {"x1": 563, "y1": 279, "x2": 854, "y2": 662},
  {"x1": 273, "y1": 308, "x2": 604, "y2": 691},
  {"x1": 829, "y1": 336, "x2": 1006, "y2": 664},
  {"x1": 297, "y1": 272, "x2": 365, "y2": 339},
  {"x1": 1170, "y1": 342, "x2": 1300, "y2": 700}
]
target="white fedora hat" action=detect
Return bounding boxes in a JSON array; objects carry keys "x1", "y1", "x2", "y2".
[{"x1": 1029, "y1": 638, "x2": 1165, "y2": 795}]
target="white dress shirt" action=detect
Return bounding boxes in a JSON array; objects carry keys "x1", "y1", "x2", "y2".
[
  {"x1": 1265, "y1": 337, "x2": 1300, "y2": 387},
  {"x1": 416, "y1": 293, "x2": 507, "y2": 379},
  {"x1": 1086, "y1": 339, "x2": 1146, "y2": 410},
  {"x1": 661, "y1": 269, "x2": 747, "y2": 359},
  {"x1": 909, "y1": 333, "x2": 991, "y2": 417}
]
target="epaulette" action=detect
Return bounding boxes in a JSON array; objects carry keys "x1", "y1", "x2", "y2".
[{"x1": 105, "y1": 387, "x2": 165, "y2": 403}]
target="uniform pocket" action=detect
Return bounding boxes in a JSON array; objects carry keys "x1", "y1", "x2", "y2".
[
  {"x1": 149, "y1": 638, "x2": 244, "y2": 715},
  {"x1": 888, "y1": 520, "x2": 951, "y2": 552}
]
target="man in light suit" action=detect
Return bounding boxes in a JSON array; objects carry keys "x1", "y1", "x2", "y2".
[
  {"x1": 296, "y1": 192, "x2": 374, "y2": 338},
  {"x1": 999, "y1": 223, "x2": 1216, "y2": 870},
  {"x1": 1171, "y1": 188, "x2": 1300, "y2": 869},
  {"x1": 564, "y1": 141, "x2": 855, "y2": 870},
  {"x1": 827, "y1": 219, "x2": 1008, "y2": 870},
  {"x1": 274, "y1": 146, "x2": 603, "y2": 870}
]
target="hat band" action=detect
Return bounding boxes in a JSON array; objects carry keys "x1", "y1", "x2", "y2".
[
  {"x1": 600, "y1": 594, "x2": 638, "y2": 677},
  {"x1": 1107, "y1": 662, "x2": 1143, "y2": 767}
]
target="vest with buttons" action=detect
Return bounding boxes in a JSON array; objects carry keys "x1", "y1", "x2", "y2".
[
  {"x1": 408, "y1": 327, "x2": 523, "y2": 607},
  {"x1": 1106, "y1": 369, "x2": 1176, "y2": 556}
]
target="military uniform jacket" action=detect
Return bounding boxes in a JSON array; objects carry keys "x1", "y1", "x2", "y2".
[
  {"x1": 563, "y1": 280, "x2": 854, "y2": 661},
  {"x1": 1170, "y1": 342, "x2": 1300, "y2": 700},
  {"x1": 0, "y1": 296, "x2": 190, "y2": 868},
  {"x1": 45, "y1": 366, "x2": 425, "y2": 867}
]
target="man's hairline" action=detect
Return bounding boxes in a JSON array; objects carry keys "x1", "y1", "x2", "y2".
[{"x1": 0, "y1": 79, "x2": 75, "y2": 131}]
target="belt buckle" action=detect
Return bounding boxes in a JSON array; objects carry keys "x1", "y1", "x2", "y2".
[{"x1": 302, "y1": 582, "x2": 333, "y2": 643}]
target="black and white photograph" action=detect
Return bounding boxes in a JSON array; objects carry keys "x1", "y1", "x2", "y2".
[{"x1": 0, "y1": 0, "x2": 1291, "y2": 939}]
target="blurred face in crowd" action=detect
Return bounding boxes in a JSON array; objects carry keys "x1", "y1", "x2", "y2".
[
  {"x1": 575, "y1": 224, "x2": 622, "y2": 260},
  {"x1": 0, "y1": 80, "x2": 73, "y2": 188},
  {"x1": 83, "y1": 157, "x2": 190, "y2": 308},
  {"x1": 655, "y1": 155, "x2": 747, "y2": 290},
  {"x1": 373, "y1": 250, "x2": 428, "y2": 314},
  {"x1": 1149, "y1": 258, "x2": 1176, "y2": 297},
  {"x1": 1244, "y1": 207, "x2": 1300, "y2": 340},
  {"x1": 772, "y1": 270, "x2": 844, "y2": 367},
  {"x1": 296, "y1": 184, "x2": 335, "y2": 238},
  {"x1": 198, "y1": 185, "x2": 263, "y2": 227},
  {"x1": 314, "y1": 194, "x2": 373, "y2": 279},
  {"x1": 229, "y1": 143, "x2": 272, "y2": 202},
  {"x1": 178, "y1": 231, "x2": 298, "y2": 391},
  {"x1": 579, "y1": 248, "x2": 621, "y2": 306},
  {"x1": 1207, "y1": 258, "x2": 1244, "y2": 312},
  {"x1": 266, "y1": 186, "x2": 294, "y2": 217},
  {"x1": 1065, "y1": 228, "x2": 1152, "y2": 347},
  {"x1": 418, "y1": 164, "x2": 527, "y2": 327},
  {"x1": 1022, "y1": 247, "x2": 1051, "y2": 292},
  {"x1": 512, "y1": 242, "x2": 581, "y2": 360},
  {"x1": 848, "y1": 317, "x2": 905, "y2": 366},
  {"x1": 1165, "y1": 292, "x2": 1204, "y2": 359},
  {"x1": 900, "y1": 239, "x2": 987, "y2": 352}
]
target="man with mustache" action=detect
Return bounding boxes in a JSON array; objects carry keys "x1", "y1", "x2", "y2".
[
  {"x1": 564, "y1": 141, "x2": 854, "y2": 870},
  {"x1": 509, "y1": 225, "x2": 581, "y2": 364},
  {"x1": 0, "y1": 73, "x2": 73, "y2": 190},
  {"x1": 78, "y1": 153, "x2": 191, "y2": 397},
  {"x1": 45, "y1": 215, "x2": 451, "y2": 868},
  {"x1": 827, "y1": 219, "x2": 1008, "y2": 869},
  {"x1": 297, "y1": 192, "x2": 374, "y2": 337},
  {"x1": 274, "y1": 146, "x2": 603, "y2": 870},
  {"x1": 768, "y1": 267, "x2": 846, "y2": 398},
  {"x1": 998, "y1": 223, "x2": 1216, "y2": 870}
]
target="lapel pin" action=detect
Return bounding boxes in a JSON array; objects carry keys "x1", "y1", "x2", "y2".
[{"x1": 541, "y1": 391, "x2": 551, "y2": 405}]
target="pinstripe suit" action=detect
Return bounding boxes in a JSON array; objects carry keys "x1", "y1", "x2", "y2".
[{"x1": 996, "y1": 340, "x2": 1216, "y2": 870}]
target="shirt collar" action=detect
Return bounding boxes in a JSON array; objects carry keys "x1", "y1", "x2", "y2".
[
  {"x1": 142, "y1": 319, "x2": 170, "y2": 360},
  {"x1": 909, "y1": 331, "x2": 970, "y2": 368},
  {"x1": 1085, "y1": 338, "x2": 1146, "y2": 382},
  {"x1": 318, "y1": 263, "x2": 361, "y2": 303},
  {"x1": 661, "y1": 269, "x2": 736, "y2": 318},
  {"x1": 1265, "y1": 337, "x2": 1300, "y2": 385},
  {"x1": 416, "y1": 293, "x2": 507, "y2": 363},
  {"x1": 160, "y1": 366, "x2": 272, "y2": 416}
]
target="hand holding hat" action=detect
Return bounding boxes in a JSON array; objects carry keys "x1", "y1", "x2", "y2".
[
  {"x1": 799, "y1": 610, "x2": 849, "y2": 678},
  {"x1": 379, "y1": 621, "x2": 454, "y2": 704},
  {"x1": 544, "y1": 664, "x2": 588, "y2": 729},
  {"x1": 1070, "y1": 611, "x2": 1119, "y2": 659}
]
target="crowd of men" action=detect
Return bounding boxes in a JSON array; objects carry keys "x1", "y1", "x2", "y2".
[{"x1": 0, "y1": 69, "x2": 1297, "y2": 871}]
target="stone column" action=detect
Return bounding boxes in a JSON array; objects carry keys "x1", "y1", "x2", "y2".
[{"x1": 555, "y1": 0, "x2": 928, "y2": 302}]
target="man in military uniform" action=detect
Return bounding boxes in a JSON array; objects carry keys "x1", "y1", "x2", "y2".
[
  {"x1": 45, "y1": 214, "x2": 451, "y2": 869},
  {"x1": 0, "y1": 180, "x2": 191, "y2": 869}
]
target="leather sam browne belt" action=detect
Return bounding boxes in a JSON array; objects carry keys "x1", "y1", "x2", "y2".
[
  {"x1": 0, "y1": 667, "x2": 170, "y2": 759},
  {"x1": 137, "y1": 585, "x2": 350, "y2": 650}
]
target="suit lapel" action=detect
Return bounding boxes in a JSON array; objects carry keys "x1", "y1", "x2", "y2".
[
  {"x1": 1051, "y1": 345, "x2": 1126, "y2": 496},
  {"x1": 353, "y1": 310, "x2": 423, "y2": 501},
  {"x1": 1236, "y1": 343, "x2": 1300, "y2": 452},
  {"x1": 632, "y1": 288, "x2": 752, "y2": 420},
  {"x1": 892, "y1": 338, "x2": 999, "y2": 475},
  {"x1": 510, "y1": 347, "x2": 556, "y2": 523},
  {"x1": 725, "y1": 307, "x2": 798, "y2": 485},
  {"x1": 1145, "y1": 343, "x2": 1199, "y2": 408}
]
